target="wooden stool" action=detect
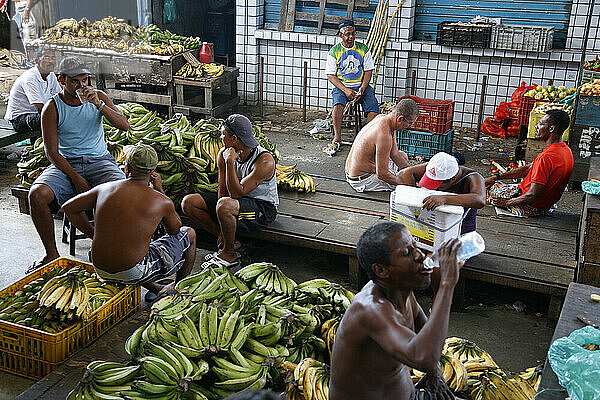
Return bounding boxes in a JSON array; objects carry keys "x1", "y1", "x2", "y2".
[
  {"x1": 61, "y1": 212, "x2": 93, "y2": 256},
  {"x1": 342, "y1": 102, "x2": 364, "y2": 136}
]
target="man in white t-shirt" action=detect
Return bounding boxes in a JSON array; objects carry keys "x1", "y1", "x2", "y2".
[
  {"x1": 4, "y1": 47, "x2": 60, "y2": 135},
  {"x1": 323, "y1": 19, "x2": 379, "y2": 156}
]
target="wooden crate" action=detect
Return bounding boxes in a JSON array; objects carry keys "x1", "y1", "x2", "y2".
[{"x1": 172, "y1": 66, "x2": 240, "y2": 118}]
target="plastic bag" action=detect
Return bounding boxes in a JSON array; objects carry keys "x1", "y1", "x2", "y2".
[
  {"x1": 511, "y1": 81, "x2": 536, "y2": 103},
  {"x1": 163, "y1": 0, "x2": 178, "y2": 24},
  {"x1": 548, "y1": 326, "x2": 600, "y2": 400},
  {"x1": 582, "y1": 181, "x2": 600, "y2": 195},
  {"x1": 493, "y1": 101, "x2": 510, "y2": 121},
  {"x1": 481, "y1": 117, "x2": 505, "y2": 138}
]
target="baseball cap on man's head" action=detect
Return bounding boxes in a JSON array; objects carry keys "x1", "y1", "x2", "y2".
[
  {"x1": 223, "y1": 114, "x2": 259, "y2": 148},
  {"x1": 58, "y1": 56, "x2": 91, "y2": 77},
  {"x1": 126, "y1": 144, "x2": 158, "y2": 174},
  {"x1": 418, "y1": 152, "x2": 459, "y2": 190},
  {"x1": 338, "y1": 19, "x2": 355, "y2": 32}
]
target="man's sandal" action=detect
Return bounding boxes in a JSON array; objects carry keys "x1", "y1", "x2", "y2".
[
  {"x1": 323, "y1": 141, "x2": 341, "y2": 156},
  {"x1": 204, "y1": 251, "x2": 241, "y2": 261},
  {"x1": 200, "y1": 255, "x2": 241, "y2": 270},
  {"x1": 26, "y1": 259, "x2": 52, "y2": 275}
]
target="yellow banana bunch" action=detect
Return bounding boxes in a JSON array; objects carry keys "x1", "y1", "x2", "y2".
[
  {"x1": 195, "y1": 131, "x2": 223, "y2": 172},
  {"x1": 175, "y1": 62, "x2": 225, "y2": 79},
  {"x1": 276, "y1": 163, "x2": 297, "y2": 183},
  {"x1": 291, "y1": 358, "x2": 330, "y2": 400},
  {"x1": 203, "y1": 63, "x2": 225, "y2": 77},
  {"x1": 517, "y1": 365, "x2": 542, "y2": 392},
  {"x1": 320, "y1": 316, "x2": 340, "y2": 359},
  {"x1": 278, "y1": 168, "x2": 315, "y2": 193},
  {"x1": 444, "y1": 337, "x2": 497, "y2": 366}
]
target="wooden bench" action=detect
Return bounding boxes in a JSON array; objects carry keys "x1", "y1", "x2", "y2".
[
  {"x1": 238, "y1": 176, "x2": 579, "y2": 319},
  {"x1": 0, "y1": 119, "x2": 40, "y2": 148}
]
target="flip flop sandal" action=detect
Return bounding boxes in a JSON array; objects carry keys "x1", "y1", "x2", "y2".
[
  {"x1": 144, "y1": 279, "x2": 175, "y2": 303},
  {"x1": 204, "y1": 251, "x2": 241, "y2": 261},
  {"x1": 200, "y1": 255, "x2": 241, "y2": 270},
  {"x1": 323, "y1": 141, "x2": 341, "y2": 156},
  {"x1": 26, "y1": 259, "x2": 48, "y2": 275},
  {"x1": 145, "y1": 291, "x2": 159, "y2": 303}
]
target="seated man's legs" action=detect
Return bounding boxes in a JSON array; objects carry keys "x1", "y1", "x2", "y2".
[
  {"x1": 486, "y1": 181, "x2": 545, "y2": 217},
  {"x1": 331, "y1": 87, "x2": 348, "y2": 145},
  {"x1": 84, "y1": 154, "x2": 126, "y2": 187},
  {"x1": 358, "y1": 85, "x2": 379, "y2": 123},
  {"x1": 28, "y1": 165, "x2": 78, "y2": 268},
  {"x1": 11, "y1": 113, "x2": 41, "y2": 134},
  {"x1": 181, "y1": 192, "x2": 241, "y2": 251},
  {"x1": 346, "y1": 159, "x2": 399, "y2": 192}
]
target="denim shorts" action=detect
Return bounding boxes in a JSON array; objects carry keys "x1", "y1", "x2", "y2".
[
  {"x1": 94, "y1": 227, "x2": 191, "y2": 285},
  {"x1": 32, "y1": 153, "x2": 125, "y2": 205},
  {"x1": 332, "y1": 85, "x2": 380, "y2": 116}
]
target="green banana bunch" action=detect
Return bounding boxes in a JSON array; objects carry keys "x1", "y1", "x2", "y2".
[
  {"x1": 66, "y1": 360, "x2": 140, "y2": 400},
  {"x1": 235, "y1": 263, "x2": 297, "y2": 295}
]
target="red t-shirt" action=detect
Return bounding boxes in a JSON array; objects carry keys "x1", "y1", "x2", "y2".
[{"x1": 518, "y1": 142, "x2": 574, "y2": 209}]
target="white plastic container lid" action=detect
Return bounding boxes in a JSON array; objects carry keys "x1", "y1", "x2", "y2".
[{"x1": 392, "y1": 185, "x2": 464, "y2": 215}]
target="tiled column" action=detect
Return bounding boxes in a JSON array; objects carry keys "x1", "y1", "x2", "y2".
[
  {"x1": 566, "y1": 0, "x2": 600, "y2": 52},
  {"x1": 236, "y1": 0, "x2": 263, "y2": 105}
]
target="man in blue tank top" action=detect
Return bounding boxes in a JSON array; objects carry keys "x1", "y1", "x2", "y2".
[
  {"x1": 182, "y1": 114, "x2": 278, "y2": 270},
  {"x1": 27, "y1": 56, "x2": 130, "y2": 272}
]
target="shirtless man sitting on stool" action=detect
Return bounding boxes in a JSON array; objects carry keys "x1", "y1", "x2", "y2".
[{"x1": 344, "y1": 98, "x2": 418, "y2": 192}]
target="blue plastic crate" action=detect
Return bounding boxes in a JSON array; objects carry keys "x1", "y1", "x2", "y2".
[
  {"x1": 396, "y1": 129, "x2": 454, "y2": 160},
  {"x1": 574, "y1": 95, "x2": 600, "y2": 128}
]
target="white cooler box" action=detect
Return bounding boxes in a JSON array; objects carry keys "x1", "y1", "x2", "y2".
[{"x1": 390, "y1": 185, "x2": 465, "y2": 252}]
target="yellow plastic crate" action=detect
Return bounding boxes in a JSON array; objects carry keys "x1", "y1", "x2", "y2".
[
  {"x1": 527, "y1": 102, "x2": 570, "y2": 142},
  {"x1": 0, "y1": 257, "x2": 141, "y2": 379}
]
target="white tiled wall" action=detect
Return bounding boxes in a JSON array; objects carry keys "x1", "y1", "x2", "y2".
[{"x1": 237, "y1": 0, "x2": 599, "y2": 128}]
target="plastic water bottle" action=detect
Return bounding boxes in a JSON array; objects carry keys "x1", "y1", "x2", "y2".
[{"x1": 423, "y1": 231, "x2": 485, "y2": 269}]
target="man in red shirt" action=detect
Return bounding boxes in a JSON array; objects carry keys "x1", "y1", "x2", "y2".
[{"x1": 485, "y1": 109, "x2": 573, "y2": 217}]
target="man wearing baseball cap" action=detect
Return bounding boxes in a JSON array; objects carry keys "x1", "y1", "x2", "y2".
[
  {"x1": 63, "y1": 144, "x2": 197, "y2": 299},
  {"x1": 398, "y1": 152, "x2": 486, "y2": 235},
  {"x1": 323, "y1": 18, "x2": 379, "y2": 156},
  {"x1": 182, "y1": 114, "x2": 279, "y2": 269},
  {"x1": 27, "y1": 56, "x2": 130, "y2": 272}
]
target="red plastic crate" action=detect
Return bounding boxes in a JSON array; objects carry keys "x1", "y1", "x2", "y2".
[
  {"x1": 518, "y1": 94, "x2": 551, "y2": 126},
  {"x1": 398, "y1": 95, "x2": 454, "y2": 134}
]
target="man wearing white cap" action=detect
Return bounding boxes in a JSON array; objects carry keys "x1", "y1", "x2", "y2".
[{"x1": 398, "y1": 152, "x2": 486, "y2": 235}]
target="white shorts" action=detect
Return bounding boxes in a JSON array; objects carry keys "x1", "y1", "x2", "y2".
[{"x1": 346, "y1": 160, "x2": 399, "y2": 192}]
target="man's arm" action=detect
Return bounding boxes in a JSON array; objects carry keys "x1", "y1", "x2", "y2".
[
  {"x1": 398, "y1": 164, "x2": 427, "y2": 186},
  {"x1": 161, "y1": 199, "x2": 183, "y2": 235},
  {"x1": 85, "y1": 90, "x2": 129, "y2": 131},
  {"x1": 484, "y1": 163, "x2": 531, "y2": 189},
  {"x1": 224, "y1": 150, "x2": 275, "y2": 199},
  {"x1": 327, "y1": 74, "x2": 357, "y2": 101},
  {"x1": 357, "y1": 69, "x2": 373, "y2": 95},
  {"x1": 216, "y1": 148, "x2": 229, "y2": 198},
  {"x1": 41, "y1": 100, "x2": 90, "y2": 193},
  {"x1": 367, "y1": 240, "x2": 463, "y2": 373},
  {"x1": 62, "y1": 187, "x2": 98, "y2": 239},
  {"x1": 374, "y1": 136, "x2": 402, "y2": 186},
  {"x1": 389, "y1": 136, "x2": 410, "y2": 170},
  {"x1": 423, "y1": 174, "x2": 487, "y2": 211}
]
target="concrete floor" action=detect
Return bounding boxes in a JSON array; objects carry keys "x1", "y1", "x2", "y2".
[{"x1": 0, "y1": 108, "x2": 571, "y2": 397}]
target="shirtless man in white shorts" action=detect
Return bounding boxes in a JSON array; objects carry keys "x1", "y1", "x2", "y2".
[{"x1": 344, "y1": 98, "x2": 418, "y2": 192}]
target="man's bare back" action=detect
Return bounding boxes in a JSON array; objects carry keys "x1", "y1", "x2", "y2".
[
  {"x1": 345, "y1": 114, "x2": 393, "y2": 177},
  {"x1": 329, "y1": 281, "x2": 419, "y2": 400},
  {"x1": 90, "y1": 179, "x2": 175, "y2": 272}
]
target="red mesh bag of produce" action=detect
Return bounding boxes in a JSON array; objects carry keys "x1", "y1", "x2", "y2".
[
  {"x1": 481, "y1": 117, "x2": 506, "y2": 138},
  {"x1": 511, "y1": 81, "x2": 536, "y2": 103},
  {"x1": 494, "y1": 101, "x2": 510, "y2": 121}
]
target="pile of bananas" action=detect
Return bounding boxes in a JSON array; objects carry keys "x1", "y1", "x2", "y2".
[
  {"x1": 0, "y1": 265, "x2": 122, "y2": 333},
  {"x1": 40, "y1": 19, "x2": 200, "y2": 55},
  {"x1": 276, "y1": 164, "x2": 315, "y2": 193},
  {"x1": 282, "y1": 358, "x2": 330, "y2": 400},
  {"x1": 236, "y1": 262, "x2": 297, "y2": 295},
  {"x1": 134, "y1": 24, "x2": 201, "y2": 55},
  {"x1": 15, "y1": 102, "x2": 313, "y2": 212},
  {"x1": 69, "y1": 262, "x2": 352, "y2": 399},
  {"x1": 410, "y1": 337, "x2": 541, "y2": 399},
  {"x1": 176, "y1": 63, "x2": 225, "y2": 79},
  {"x1": 66, "y1": 361, "x2": 140, "y2": 400},
  {"x1": 40, "y1": 17, "x2": 136, "y2": 52},
  {"x1": 16, "y1": 137, "x2": 48, "y2": 188}
]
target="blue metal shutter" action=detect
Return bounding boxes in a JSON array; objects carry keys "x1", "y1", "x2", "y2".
[{"x1": 414, "y1": 0, "x2": 572, "y2": 49}]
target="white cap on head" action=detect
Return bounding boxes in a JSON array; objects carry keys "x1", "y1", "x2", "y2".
[{"x1": 418, "y1": 152, "x2": 459, "y2": 190}]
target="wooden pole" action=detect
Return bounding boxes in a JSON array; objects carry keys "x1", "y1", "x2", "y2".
[
  {"x1": 475, "y1": 75, "x2": 487, "y2": 142},
  {"x1": 303, "y1": 61, "x2": 308, "y2": 122},
  {"x1": 259, "y1": 57, "x2": 264, "y2": 117},
  {"x1": 411, "y1": 70, "x2": 417, "y2": 95}
]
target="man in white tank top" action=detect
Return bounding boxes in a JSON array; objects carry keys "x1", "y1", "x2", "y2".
[{"x1": 182, "y1": 114, "x2": 278, "y2": 269}]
